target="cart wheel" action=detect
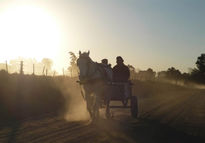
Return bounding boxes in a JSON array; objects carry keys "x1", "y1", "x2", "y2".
[
  {"x1": 122, "y1": 98, "x2": 128, "y2": 107},
  {"x1": 130, "y1": 96, "x2": 138, "y2": 118}
]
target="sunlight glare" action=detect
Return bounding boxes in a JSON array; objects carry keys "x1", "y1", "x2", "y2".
[{"x1": 0, "y1": 5, "x2": 61, "y2": 62}]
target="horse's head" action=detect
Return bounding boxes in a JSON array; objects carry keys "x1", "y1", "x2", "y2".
[{"x1": 77, "y1": 51, "x2": 91, "y2": 81}]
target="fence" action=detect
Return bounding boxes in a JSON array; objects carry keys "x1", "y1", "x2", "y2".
[{"x1": 0, "y1": 61, "x2": 69, "y2": 76}]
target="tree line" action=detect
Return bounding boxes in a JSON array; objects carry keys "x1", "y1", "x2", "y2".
[{"x1": 131, "y1": 54, "x2": 205, "y2": 84}]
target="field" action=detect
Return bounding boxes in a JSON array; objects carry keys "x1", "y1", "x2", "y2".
[{"x1": 0, "y1": 71, "x2": 205, "y2": 143}]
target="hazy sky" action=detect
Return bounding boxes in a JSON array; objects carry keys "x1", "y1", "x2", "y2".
[{"x1": 0, "y1": 0, "x2": 204, "y2": 73}]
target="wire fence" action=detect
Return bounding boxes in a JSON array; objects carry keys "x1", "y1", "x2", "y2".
[{"x1": 0, "y1": 60, "x2": 70, "y2": 76}]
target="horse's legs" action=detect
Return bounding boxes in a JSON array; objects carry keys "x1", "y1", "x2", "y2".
[
  {"x1": 93, "y1": 94, "x2": 100, "y2": 121},
  {"x1": 85, "y1": 93, "x2": 93, "y2": 119},
  {"x1": 105, "y1": 95, "x2": 111, "y2": 119}
]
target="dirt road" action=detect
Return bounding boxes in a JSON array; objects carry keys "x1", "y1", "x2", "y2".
[
  {"x1": 0, "y1": 103, "x2": 204, "y2": 143},
  {"x1": 0, "y1": 81, "x2": 205, "y2": 143}
]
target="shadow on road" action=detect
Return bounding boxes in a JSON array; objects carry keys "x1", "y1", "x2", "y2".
[{"x1": 7, "y1": 121, "x2": 21, "y2": 143}]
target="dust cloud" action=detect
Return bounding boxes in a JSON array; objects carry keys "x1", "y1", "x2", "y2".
[
  {"x1": 186, "y1": 82, "x2": 205, "y2": 89},
  {"x1": 58, "y1": 78, "x2": 90, "y2": 121}
]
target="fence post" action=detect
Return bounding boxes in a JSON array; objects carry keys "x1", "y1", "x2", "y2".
[
  {"x1": 5, "y1": 60, "x2": 8, "y2": 73},
  {"x1": 42, "y1": 66, "x2": 45, "y2": 75},
  {"x1": 33, "y1": 64, "x2": 35, "y2": 75},
  {"x1": 46, "y1": 69, "x2": 48, "y2": 76},
  {"x1": 20, "y1": 61, "x2": 24, "y2": 75}
]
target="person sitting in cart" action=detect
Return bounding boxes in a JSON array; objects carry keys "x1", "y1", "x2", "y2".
[
  {"x1": 101, "y1": 58, "x2": 113, "y2": 81},
  {"x1": 112, "y1": 56, "x2": 130, "y2": 98},
  {"x1": 101, "y1": 58, "x2": 108, "y2": 65},
  {"x1": 112, "y1": 56, "x2": 130, "y2": 82}
]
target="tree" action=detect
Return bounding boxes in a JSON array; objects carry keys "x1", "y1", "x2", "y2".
[
  {"x1": 157, "y1": 71, "x2": 167, "y2": 79},
  {"x1": 190, "y1": 68, "x2": 205, "y2": 83},
  {"x1": 41, "y1": 58, "x2": 53, "y2": 75},
  {"x1": 196, "y1": 54, "x2": 205, "y2": 73},
  {"x1": 166, "y1": 67, "x2": 181, "y2": 84},
  {"x1": 181, "y1": 72, "x2": 190, "y2": 85},
  {"x1": 128, "y1": 64, "x2": 137, "y2": 80},
  {"x1": 189, "y1": 54, "x2": 205, "y2": 83},
  {"x1": 68, "y1": 52, "x2": 78, "y2": 77},
  {"x1": 137, "y1": 68, "x2": 156, "y2": 81},
  {"x1": 146, "y1": 68, "x2": 156, "y2": 80}
]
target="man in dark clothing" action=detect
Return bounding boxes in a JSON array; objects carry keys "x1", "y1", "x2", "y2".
[
  {"x1": 112, "y1": 56, "x2": 130, "y2": 99},
  {"x1": 112, "y1": 56, "x2": 130, "y2": 82}
]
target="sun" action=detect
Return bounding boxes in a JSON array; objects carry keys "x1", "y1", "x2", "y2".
[{"x1": 0, "y1": 5, "x2": 61, "y2": 62}]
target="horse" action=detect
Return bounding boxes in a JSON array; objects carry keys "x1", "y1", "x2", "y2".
[{"x1": 76, "y1": 51, "x2": 112, "y2": 121}]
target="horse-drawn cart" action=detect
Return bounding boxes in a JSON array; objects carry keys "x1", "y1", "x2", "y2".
[
  {"x1": 77, "y1": 51, "x2": 138, "y2": 120},
  {"x1": 105, "y1": 81, "x2": 138, "y2": 118}
]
